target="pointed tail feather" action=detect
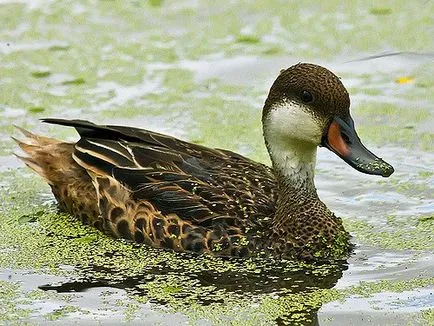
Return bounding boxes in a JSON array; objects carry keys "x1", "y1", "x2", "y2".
[
  {"x1": 13, "y1": 153, "x2": 53, "y2": 184},
  {"x1": 13, "y1": 126, "x2": 73, "y2": 185},
  {"x1": 14, "y1": 125, "x2": 59, "y2": 146}
]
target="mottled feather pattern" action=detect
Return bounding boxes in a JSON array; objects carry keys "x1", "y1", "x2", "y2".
[
  {"x1": 17, "y1": 119, "x2": 277, "y2": 257},
  {"x1": 73, "y1": 125, "x2": 277, "y2": 224}
]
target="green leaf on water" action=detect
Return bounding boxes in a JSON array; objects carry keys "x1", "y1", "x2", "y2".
[
  {"x1": 262, "y1": 46, "x2": 282, "y2": 55},
  {"x1": 28, "y1": 107, "x2": 45, "y2": 113},
  {"x1": 163, "y1": 285, "x2": 182, "y2": 294},
  {"x1": 18, "y1": 211, "x2": 44, "y2": 224},
  {"x1": 49, "y1": 45, "x2": 70, "y2": 51},
  {"x1": 62, "y1": 78, "x2": 85, "y2": 85},
  {"x1": 370, "y1": 7, "x2": 392, "y2": 15},
  {"x1": 31, "y1": 71, "x2": 51, "y2": 78},
  {"x1": 149, "y1": 0, "x2": 163, "y2": 7},
  {"x1": 74, "y1": 235, "x2": 98, "y2": 244},
  {"x1": 236, "y1": 35, "x2": 261, "y2": 44}
]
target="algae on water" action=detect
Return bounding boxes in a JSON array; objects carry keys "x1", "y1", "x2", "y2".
[{"x1": 1, "y1": 0, "x2": 433, "y2": 324}]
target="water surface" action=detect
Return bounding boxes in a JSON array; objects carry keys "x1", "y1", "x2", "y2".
[{"x1": 0, "y1": 1, "x2": 433, "y2": 325}]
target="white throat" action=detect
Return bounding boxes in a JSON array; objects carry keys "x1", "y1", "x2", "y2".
[
  {"x1": 267, "y1": 137, "x2": 317, "y2": 192},
  {"x1": 264, "y1": 100, "x2": 323, "y2": 192}
]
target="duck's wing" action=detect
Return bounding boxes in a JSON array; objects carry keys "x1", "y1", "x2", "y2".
[{"x1": 42, "y1": 119, "x2": 277, "y2": 229}]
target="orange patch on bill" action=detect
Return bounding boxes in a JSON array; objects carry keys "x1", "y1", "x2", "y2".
[{"x1": 327, "y1": 121, "x2": 350, "y2": 156}]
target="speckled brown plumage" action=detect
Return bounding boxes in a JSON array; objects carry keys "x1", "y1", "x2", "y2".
[
  {"x1": 15, "y1": 63, "x2": 394, "y2": 261},
  {"x1": 15, "y1": 124, "x2": 275, "y2": 258}
]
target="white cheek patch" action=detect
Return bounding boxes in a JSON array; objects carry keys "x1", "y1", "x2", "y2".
[{"x1": 267, "y1": 100, "x2": 323, "y2": 145}]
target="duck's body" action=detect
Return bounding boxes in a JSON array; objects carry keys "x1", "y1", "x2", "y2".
[{"x1": 15, "y1": 63, "x2": 394, "y2": 261}]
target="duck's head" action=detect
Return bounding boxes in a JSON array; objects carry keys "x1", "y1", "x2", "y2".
[{"x1": 262, "y1": 63, "x2": 394, "y2": 177}]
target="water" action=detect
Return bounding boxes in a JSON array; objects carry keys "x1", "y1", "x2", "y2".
[{"x1": 0, "y1": 0, "x2": 433, "y2": 325}]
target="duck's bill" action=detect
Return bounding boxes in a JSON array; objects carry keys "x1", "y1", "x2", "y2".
[{"x1": 322, "y1": 116, "x2": 394, "y2": 177}]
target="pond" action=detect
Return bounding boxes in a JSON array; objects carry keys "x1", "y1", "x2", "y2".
[{"x1": 0, "y1": 1, "x2": 433, "y2": 325}]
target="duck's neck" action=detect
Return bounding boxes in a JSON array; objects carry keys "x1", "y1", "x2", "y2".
[
  {"x1": 266, "y1": 136, "x2": 318, "y2": 192},
  {"x1": 265, "y1": 136, "x2": 320, "y2": 229}
]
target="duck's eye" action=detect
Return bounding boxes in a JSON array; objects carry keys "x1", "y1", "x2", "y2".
[{"x1": 301, "y1": 90, "x2": 313, "y2": 103}]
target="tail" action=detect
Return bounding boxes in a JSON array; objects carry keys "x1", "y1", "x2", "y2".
[{"x1": 13, "y1": 126, "x2": 75, "y2": 185}]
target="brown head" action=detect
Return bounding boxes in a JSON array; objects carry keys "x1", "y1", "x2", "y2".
[{"x1": 262, "y1": 63, "x2": 394, "y2": 181}]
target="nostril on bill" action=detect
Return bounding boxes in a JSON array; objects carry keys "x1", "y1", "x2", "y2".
[{"x1": 341, "y1": 132, "x2": 351, "y2": 145}]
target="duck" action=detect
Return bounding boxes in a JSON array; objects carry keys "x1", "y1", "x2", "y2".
[{"x1": 14, "y1": 63, "x2": 394, "y2": 261}]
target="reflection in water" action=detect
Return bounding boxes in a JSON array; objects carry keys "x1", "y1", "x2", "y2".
[{"x1": 38, "y1": 244, "x2": 348, "y2": 325}]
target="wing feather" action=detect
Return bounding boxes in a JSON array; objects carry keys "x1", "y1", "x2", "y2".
[{"x1": 43, "y1": 118, "x2": 277, "y2": 230}]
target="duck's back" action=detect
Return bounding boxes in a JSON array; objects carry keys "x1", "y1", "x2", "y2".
[{"x1": 17, "y1": 119, "x2": 277, "y2": 257}]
